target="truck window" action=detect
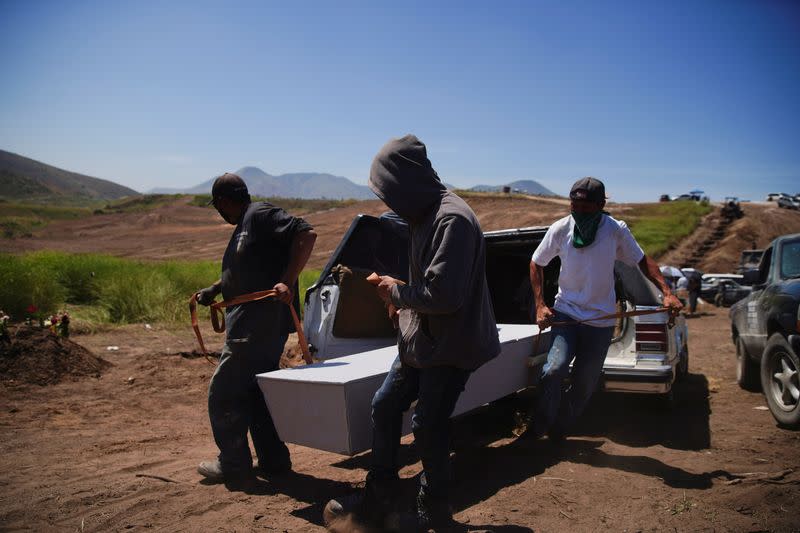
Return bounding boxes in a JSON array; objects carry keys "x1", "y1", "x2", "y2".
[{"x1": 780, "y1": 239, "x2": 800, "y2": 279}]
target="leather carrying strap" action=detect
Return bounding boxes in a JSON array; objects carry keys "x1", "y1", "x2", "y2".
[
  {"x1": 189, "y1": 289, "x2": 313, "y2": 365},
  {"x1": 532, "y1": 306, "x2": 677, "y2": 357},
  {"x1": 548, "y1": 306, "x2": 675, "y2": 327}
]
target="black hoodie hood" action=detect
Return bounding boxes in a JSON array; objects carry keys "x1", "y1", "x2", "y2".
[{"x1": 368, "y1": 134, "x2": 447, "y2": 221}]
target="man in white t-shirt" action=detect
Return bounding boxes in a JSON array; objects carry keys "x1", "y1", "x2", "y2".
[{"x1": 527, "y1": 177, "x2": 682, "y2": 442}]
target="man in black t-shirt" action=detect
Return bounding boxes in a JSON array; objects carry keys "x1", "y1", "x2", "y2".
[{"x1": 195, "y1": 173, "x2": 316, "y2": 483}]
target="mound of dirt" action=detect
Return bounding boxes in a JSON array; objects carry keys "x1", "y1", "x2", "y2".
[
  {"x1": 0, "y1": 326, "x2": 112, "y2": 386},
  {"x1": 657, "y1": 203, "x2": 800, "y2": 273}
]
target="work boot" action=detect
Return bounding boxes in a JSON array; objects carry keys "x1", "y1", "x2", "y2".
[
  {"x1": 385, "y1": 487, "x2": 453, "y2": 532},
  {"x1": 323, "y1": 476, "x2": 399, "y2": 528},
  {"x1": 197, "y1": 459, "x2": 252, "y2": 483}
]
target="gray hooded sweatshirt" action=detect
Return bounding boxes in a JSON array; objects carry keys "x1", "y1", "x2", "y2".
[{"x1": 369, "y1": 134, "x2": 500, "y2": 371}]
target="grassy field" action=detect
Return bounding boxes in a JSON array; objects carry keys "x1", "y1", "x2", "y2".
[
  {"x1": 0, "y1": 197, "x2": 713, "y2": 327},
  {"x1": 0, "y1": 251, "x2": 321, "y2": 330},
  {"x1": 623, "y1": 201, "x2": 713, "y2": 257},
  {"x1": 0, "y1": 194, "x2": 364, "y2": 239},
  {"x1": 0, "y1": 201, "x2": 91, "y2": 238},
  {"x1": 190, "y1": 194, "x2": 361, "y2": 215}
]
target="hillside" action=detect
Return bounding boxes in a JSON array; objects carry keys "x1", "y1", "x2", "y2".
[
  {"x1": 150, "y1": 166, "x2": 374, "y2": 200},
  {"x1": 0, "y1": 150, "x2": 138, "y2": 203},
  {"x1": 4, "y1": 195, "x2": 799, "y2": 274}
]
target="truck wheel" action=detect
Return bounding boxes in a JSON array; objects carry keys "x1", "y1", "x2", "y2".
[
  {"x1": 761, "y1": 334, "x2": 800, "y2": 428},
  {"x1": 676, "y1": 345, "x2": 689, "y2": 381},
  {"x1": 736, "y1": 337, "x2": 760, "y2": 391}
]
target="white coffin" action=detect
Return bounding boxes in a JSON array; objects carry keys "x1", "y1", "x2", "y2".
[{"x1": 256, "y1": 324, "x2": 547, "y2": 455}]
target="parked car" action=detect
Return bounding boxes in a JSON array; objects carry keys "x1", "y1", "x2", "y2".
[
  {"x1": 777, "y1": 196, "x2": 800, "y2": 210},
  {"x1": 712, "y1": 279, "x2": 751, "y2": 307},
  {"x1": 700, "y1": 273, "x2": 748, "y2": 304},
  {"x1": 766, "y1": 193, "x2": 782, "y2": 202},
  {"x1": 303, "y1": 213, "x2": 688, "y2": 400},
  {"x1": 675, "y1": 194, "x2": 697, "y2": 201},
  {"x1": 659, "y1": 194, "x2": 671, "y2": 202},
  {"x1": 729, "y1": 233, "x2": 800, "y2": 427}
]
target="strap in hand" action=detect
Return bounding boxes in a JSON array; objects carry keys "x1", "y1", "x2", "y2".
[{"x1": 189, "y1": 290, "x2": 313, "y2": 365}]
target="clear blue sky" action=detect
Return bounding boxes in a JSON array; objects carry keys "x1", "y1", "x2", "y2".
[{"x1": 1, "y1": 0, "x2": 798, "y2": 201}]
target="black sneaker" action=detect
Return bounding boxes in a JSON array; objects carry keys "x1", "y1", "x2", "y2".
[
  {"x1": 323, "y1": 478, "x2": 399, "y2": 528},
  {"x1": 197, "y1": 459, "x2": 252, "y2": 483}
]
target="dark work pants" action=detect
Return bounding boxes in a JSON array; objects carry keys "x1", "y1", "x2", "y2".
[
  {"x1": 370, "y1": 356, "x2": 471, "y2": 499},
  {"x1": 207, "y1": 333, "x2": 289, "y2": 473}
]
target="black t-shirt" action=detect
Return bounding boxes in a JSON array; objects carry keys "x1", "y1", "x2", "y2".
[{"x1": 221, "y1": 202, "x2": 313, "y2": 342}]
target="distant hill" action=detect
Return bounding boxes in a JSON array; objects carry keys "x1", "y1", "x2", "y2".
[
  {"x1": 470, "y1": 179, "x2": 556, "y2": 196},
  {"x1": 0, "y1": 150, "x2": 138, "y2": 203},
  {"x1": 150, "y1": 166, "x2": 374, "y2": 200}
]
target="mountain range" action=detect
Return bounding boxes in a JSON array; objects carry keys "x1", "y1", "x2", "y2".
[
  {"x1": 0, "y1": 149, "x2": 558, "y2": 203},
  {"x1": 150, "y1": 166, "x2": 376, "y2": 200},
  {"x1": 153, "y1": 169, "x2": 557, "y2": 199},
  {"x1": 0, "y1": 149, "x2": 138, "y2": 203}
]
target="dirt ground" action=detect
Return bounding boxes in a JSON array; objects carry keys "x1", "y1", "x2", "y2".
[{"x1": 1, "y1": 302, "x2": 799, "y2": 532}]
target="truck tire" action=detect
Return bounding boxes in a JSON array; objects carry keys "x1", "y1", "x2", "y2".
[
  {"x1": 760, "y1": 334, "x2": 800, "y2": 428},
  {"x1": 676, "y1": 345, "x2": 689, "y2": 381},
  {"x1": 736, "y1": 337, "x2": 760, "y2": 391}
]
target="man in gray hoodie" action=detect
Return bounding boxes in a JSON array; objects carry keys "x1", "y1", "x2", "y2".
[{"x1": 324, "y1": 135, "x2": 500, "y2": 530}]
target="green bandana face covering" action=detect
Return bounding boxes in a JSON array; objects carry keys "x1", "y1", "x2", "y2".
[{"x1": 571, "y1": 211, "x2": 604, "y2": 248}]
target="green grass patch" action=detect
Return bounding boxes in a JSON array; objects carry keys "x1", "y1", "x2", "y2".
[
  {"x1": 94, "y1": 194, "x2": 182, "y2": 214},
  {"x1": 622, "y1": 201, "x2": 713, "y2": 257},
  {"x1": 0, "y1": 202, "x2": 90, "y2": 238},
  {"x1": 0, "y1": 195, "x2": 189, "y2": 237},
  {"x1": 191, "y1": 194, "x2": 360, "y2": 215},
  {"x1": 0, "y1": 251, "x2": 321, "y2": 328}
]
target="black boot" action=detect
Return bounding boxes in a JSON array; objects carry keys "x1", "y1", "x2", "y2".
[
  {"x1": 323, "y1": 476, "x2": 399, "y2": 528},
  {"x1": 415, "y1": 486, "x2": 454, "y2": 530},
  {"x1": 385, "y1": 486, "x2": 454, "y2": 532}
]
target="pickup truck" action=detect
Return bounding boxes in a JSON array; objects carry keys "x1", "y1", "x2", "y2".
[
  {"x1": 303, "y1": 213, "x2": 687, "y2": 391},
  {"x1": 730, "y1": 233, "x2": 800, "y2": 427},
  {"x1": 256, "y1": 213, "x2": 688, "y2": 454}
]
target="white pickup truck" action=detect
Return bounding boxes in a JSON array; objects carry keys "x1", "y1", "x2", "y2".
[{"x1": 257, "y1": 213, "x2": 687, "y2": 455}]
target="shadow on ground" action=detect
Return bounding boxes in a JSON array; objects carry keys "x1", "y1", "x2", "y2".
[{"x1": 298, "y1": 372, "x2": 715, "y2": 528}]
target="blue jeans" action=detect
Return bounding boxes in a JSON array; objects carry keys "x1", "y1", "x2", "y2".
[
  {"x1": 370, "y1": 356, "x2": 471, "y2": 498},
  {"x1": 208, "y1": 333, "x2": 289, "y2": 473},
  {"x1": 535, "y1": 311, "x2": 614, "y2": 435}
]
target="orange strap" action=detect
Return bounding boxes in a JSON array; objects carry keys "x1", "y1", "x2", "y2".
[
  {"x1": 189, "y1": 289, "x2": 313, "y2": 365},
  {"x1": 532, "y1": 306, "x2": 676, "y2": 357},
  {"x1": 548, "y1": 306, "x2": 676, "y2": 327}
]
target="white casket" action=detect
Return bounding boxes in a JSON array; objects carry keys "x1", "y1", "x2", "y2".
[{"x1": 256, "y1": 323, "x2": 546, "y2": 455}]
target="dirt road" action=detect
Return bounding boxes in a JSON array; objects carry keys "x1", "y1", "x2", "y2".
[{"x1": 1, "y1": 303, "x2": 798, "y2": 532}]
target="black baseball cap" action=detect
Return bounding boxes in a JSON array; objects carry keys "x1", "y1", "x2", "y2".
[
  {"x1": 208, "y1": 173, "x2": 249, "y2": 205},
  {"x1": 569, "y1": 177, "x2": 606, "y2": 203}
]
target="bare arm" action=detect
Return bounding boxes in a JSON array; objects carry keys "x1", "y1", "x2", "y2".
[
  {"x1": 530, "y1": 260, "x2": 554, "y2": 329},
  {"x1": 637, "y1": 255, "x2": 682, "y2": 313},
  {"x1": 274, "y1": 229, "x2": 317, "y2": 303}
]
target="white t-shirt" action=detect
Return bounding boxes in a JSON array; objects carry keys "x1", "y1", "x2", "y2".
[{"x1": 532, "y1": 214, "x2": 645, "y2": 327}]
